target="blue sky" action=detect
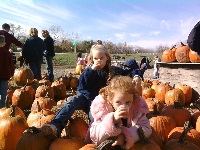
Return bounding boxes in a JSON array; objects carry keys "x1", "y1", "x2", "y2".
[{"x1": 0, "y1": 0, "x2": 200, "y2": 49}]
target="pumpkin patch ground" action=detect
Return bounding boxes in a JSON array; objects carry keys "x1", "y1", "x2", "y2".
[{"x1": 2, "y1": 64, "x2": 200, "y2": 150}]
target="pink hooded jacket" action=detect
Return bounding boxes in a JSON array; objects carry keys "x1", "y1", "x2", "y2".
[{"x1": 90, "y1": 95, "x2": 152, "y2": 149}]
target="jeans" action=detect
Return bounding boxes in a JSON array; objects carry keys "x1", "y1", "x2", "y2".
[
  {"x1": 153, "y1": 68, "x2": 159, "y2": 78},
  {"x1": 51, "y1": 93, "x2": 91, "y2": 137},
  {"x1": 0, "y1": 80, "x2": 8, "y2": 108},
  {"x1": 45, "y1": 56, "x2": 54, "y2": 82},
  {"x1": 29, "y1": 61, "x2": 42, "y2": 80}
]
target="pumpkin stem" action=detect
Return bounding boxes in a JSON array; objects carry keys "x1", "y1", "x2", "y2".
[
  {"x1": 64, "y1": 126, "x2": 71, "y2": 139},
  {"x1": 178, "y1": 121, "x2": 192, "y2": 144},
  {"x1": 153, "y1": 104, "x2": 160, "y2": 115},
  {"x1": 180, "y1": 42, "x2": 185, "y2": 46},
  {"x1": 137, "y1": 126, "x2": 148, "y2": 143},
  {"x1": 27, "y1": 126, "x2": 41, "y2": 134},
  {"x1": 5, "y1": 94, "x2": 11, "y2": 108},
  {"x1": 174, "y1": 101, "x2": 182, "y2": 109},
  {"x1": 170, "y1": 45, "x2": 176, "y2": 50},
  {"x1": 45, "y1": 92, "x2": 50, "y2": 98},
  {"x1": 9, "y1": 105, "x2": 16, "y2": 117}
]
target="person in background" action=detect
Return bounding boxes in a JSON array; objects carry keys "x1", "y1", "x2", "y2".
[
  {"x1": 22, "y1": 28, "x2": 46, "y2": 80},
  {"x1": 0, "y1": 35, "x2": 15, "y2": 108},
  {"x1": 9, "y1": 49, "x2": 17, "y2": 67},
  {"x1": 41, "y1": 30, "x2": 55, "y2": 82},
  {"x1": 0, "y1": 23, "x2": 23, "y2": 51},
  {"x1": 89, "y1": 76, "x2": 152, "y2": 149},
  {"x1": 153, "y1": 55, "x2": 161, "y2": 79}
]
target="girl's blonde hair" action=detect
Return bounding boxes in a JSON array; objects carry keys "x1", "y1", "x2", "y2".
[
  {"x1": 99, "y1": 76, "x2": 139, "y2": 103},
  {"x1": 87, "y1": 40, "x2": 112, "y2": 77},
  {"x1": 29, "y1": 28, "x2": 38, "y2": 37}
]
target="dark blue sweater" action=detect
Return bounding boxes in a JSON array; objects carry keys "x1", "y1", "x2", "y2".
[
  {"x1": 77, "y1": 67, "x2": 108, "y2": 100},
  {"x1": 77, "y1": 66, "x2": 144, "y2": 100}
]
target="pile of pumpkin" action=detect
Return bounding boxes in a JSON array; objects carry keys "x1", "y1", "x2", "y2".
[
  {"x1": 0, "y1": 67, "x2": 89, "y2": 150},
  {"x1": 0, "y1": 67, "x2": 200, "y2": 150},
  {"x1": 162, "y1": 42, "x2": 200, "y2": 63}
]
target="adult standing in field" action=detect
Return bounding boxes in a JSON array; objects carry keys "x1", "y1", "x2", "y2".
[
  {"x1": 22, "y1": 28, "x2": 46, "y2": 80},
  {"x1": 0, "y1": 23, "x2": 23, "y2": 51},
  {"x1": 41, "y1": 30, "x2": 55, "y2": 82},
  {"x1": 0, "y1": 35, "x2": 15, "y2": 108}
]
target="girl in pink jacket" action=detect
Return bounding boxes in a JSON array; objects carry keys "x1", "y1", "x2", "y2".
[{"x1": 90, "y1": 76, "x2": 152, "y2": 149}]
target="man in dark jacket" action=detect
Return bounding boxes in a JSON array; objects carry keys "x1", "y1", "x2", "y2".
[
  {"x1": 0, "y1": 23, "x2": 23, "y2": 51},
  {"x1": 0, "y1": 35, "x2": 15, "y2": 108},
  {"x1": 42, "y1": 30, "x2": 55, "y2": 82},
  {"x1": 187, "y1": 21, "x2": 200, "y2": 56}
]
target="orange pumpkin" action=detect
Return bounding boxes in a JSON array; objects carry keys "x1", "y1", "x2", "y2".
[
  {"x1": 162, "y1": 45, "x2": 176, "y2": 63},
  {"x1": 155, "y1": 83, "x2": 172, "y2": 103},
  {"x1": 162, "y1": 101, "x2": 191, "y2": 127},
  {"x1": 175, "y1": 42, "x2": 190, "y2": 63},
  {"x1": 13, "y1": 67, "x2": 34, "y2": 86},
  {"x1": 189, "y1": 49, "x2": 200, "y2": 63},
  {"x1": 16, "y1": 126, "x2": 53, "y2": 150},
  {"x1": 168, "y1": 127, "x2": 200, "y2": 148},
  {"x1": 51, "y1": 81, "x2": 66, "y2": 100},
  {"x1": 165, "y1": 88, "x2": 186, "y2": 106},
  {"x1": 149, "y1": 115, "x2": 176, "y2": 143},
  {"x1": 0, "y1": 107, "x2": 28, "y2": 150},
  {"x1": 175, "y1": 83, "x2": 192, "y2": 104},
  {"x1": 67, "y1": 117, "x2": 89, "y2": 141},
  {"x1": 49, "y1": 137, "x2": 85, "y2": 150},
  {"x1": 142, "y1": 87, "x2": 155, "y2": 99}
]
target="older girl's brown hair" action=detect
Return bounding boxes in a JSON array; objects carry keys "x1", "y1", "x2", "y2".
[
  {"x1": 29, "y1": 28, "x2": 38, "y2": 37},
  {"x1": 99, "y1": 76, "x2": 139, "y2": 103}
]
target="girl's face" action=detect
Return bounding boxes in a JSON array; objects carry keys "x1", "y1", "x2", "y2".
[
  {"x1": 110, "y1": 92, "x2": 133, "y2": 110},
  {"x1": 92, "y1": 50, "x2": 108, "y2": 69}
]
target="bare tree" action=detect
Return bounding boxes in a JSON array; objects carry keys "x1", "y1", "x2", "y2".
[{"x1": 9, "y1": 23, "x2": 27, "y2": 50}]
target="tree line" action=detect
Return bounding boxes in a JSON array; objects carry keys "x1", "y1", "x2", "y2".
[{"x1": 9, "y1": 23, "x2": 173, "y2": 54}]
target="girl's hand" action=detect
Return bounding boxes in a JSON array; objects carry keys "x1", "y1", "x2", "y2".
[
  {"x1": 112, "y1": 134, "x2": 125, "y2": 147},
  {"x1": 91, "y1": 62, "x2": 102, "y2": 70},
  {"x1": 114, "y1": 105, "x2": 129, "y2": 123}
]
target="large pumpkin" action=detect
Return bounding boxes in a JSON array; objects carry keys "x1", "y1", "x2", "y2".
[
  {"x1": 16, "y1": 127, "x2": 53, "y2": 150},
  {"x1": 149, "y1": 115, "x2": 176, "y2": 143},
  {"x1": 175, "y1": 42, "x2": 190, "y2": 63},
  {"x1": 12, "y1": 85, "x2": 34, "y2": 110},
  {"x1": 49, "y1": 137, "x2": 85, "y2": 150},
  {"x1": 67, "y1": 117, "x2": 89, "y2": 141},
  {"x1": 165, "y1": 88, "x2": 186, "y2": 106},
  {"x1": 189, "y1": 49, "x2": 200, "y2": 63},
  {"x1": 175, "y1": 83, "x2": 192, "y2": 104},
  {"x1": 162, "y1": 45, "x2": 176, "y2": 63},
  {"x1": 162, "y1": 101, "x2": 191, "y2": 127},
  {"x1": 0, "y1": 107, "x2": 28, "y2": 150},
  {"x1": 13, "y1": 67, "x2": 34, "y2": 86},
  {"x1": 51, "y1": 81, "x2": 66, "y2": 100}
]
